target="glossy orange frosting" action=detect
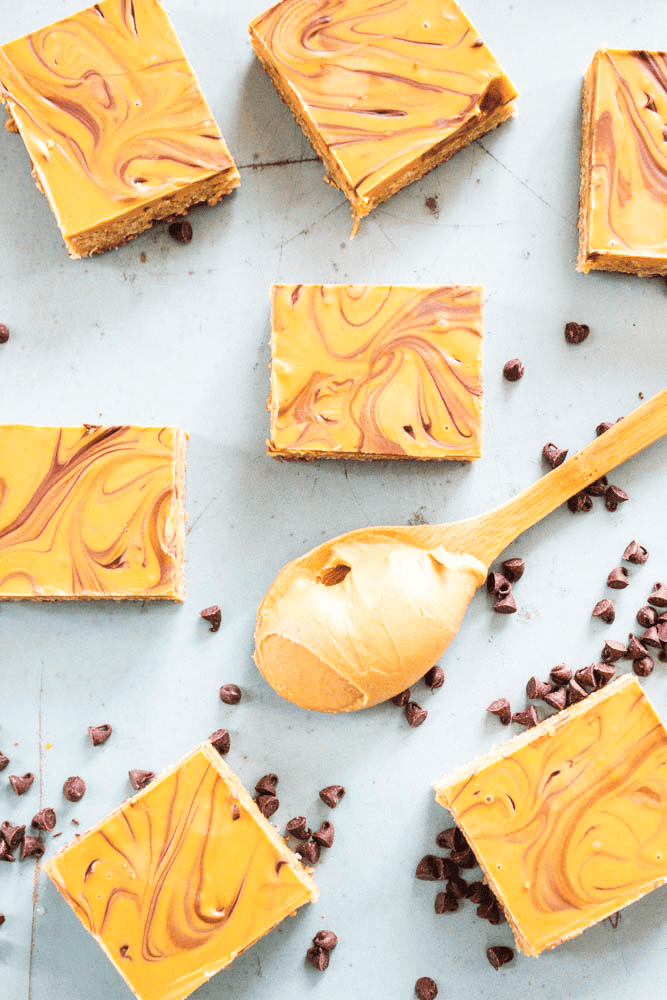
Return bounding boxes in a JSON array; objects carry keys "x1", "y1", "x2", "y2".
[
  {"x1": 0, "y1": 425, "x2": 186, "y2": 600},
  {"x1": 44, "y1": 744, "x2": 317, "y2": 1000},
  {"x1": 269, "y1": 285, "x2": 483, "y2": 459},
  {"x1": 0, "y1": 0, "x2": 238, "y2": 244},
  {"x1": 579, "y1": 49, "x2": 667, "y2": 273},
  {"x1": 435, "y1": 676, "x2": 667, "y2": 955}
]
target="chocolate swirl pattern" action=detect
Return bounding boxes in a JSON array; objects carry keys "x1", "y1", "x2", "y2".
[
  {"x1": 44, "y1": 745, "x2": 317, "y2": 1000},
  {"x1": 579, "y1": 49, "x2": 667, "y2": 273},
  {"x1": 0, "y1": 425, "x2": 186, "y2": 599},
  {"x1": 435, "y1": 676, "x2": 667, "y2": 955},
  {"x1": 269, "y1": 284, "x2": 483, "y2": 460}
]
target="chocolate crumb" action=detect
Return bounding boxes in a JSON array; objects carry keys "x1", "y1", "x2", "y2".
[
  {"x1": 415, "y1": 976, "x2": 438, "y2": 1000},
  {"x1": 435, "y1": 828, "x2": 457, "y2": 850},
  {"x1": 605, "y1": 485, "x2": 629, "y2": 511},
  {"x1": 168, "y1": 219, "x2": 192, "y2": 243},
  {"x1": 585, "y1": 476, "x2": 608, "y2": 497},
  {"x1": 602, "y1": 639, "x2": 628, "y2": 662},
  {"x1": 512, "y1": 706, "x2": 538, "y2": 727},
  {"x1": 405, "y1": 701, "x2": 428, "y2": 727},
  {"x1": 219, "y1": 684, "x2": 242, "y2": 705},
  {"x1": 0, "y1": 324, "x2": 9, "y2": 344},
  {"x1": 592, "y1": 599, "x2": 615, "y2": 624},
  {"x1": 312, "y1": 820, "x2": 334, "y2": 848},
  {"x1": 128, "y1": 770, "x2": 155, "y2": 791},
  {"x1": 526, "y1": 677, "x2": 552, "y2": 700},
  {"x1": 501, "y1": 558, "x2": 525, "y2": 583},
  {"x1": 306, "y1": 945, "x2": 329, "y2": 971},
  {"x1": 543, "y1": 686, "x2": 567, "y2": 711},
  {"x1": 21, "y1": 836, "x2": 45, "y2": 860},
  {"x1": 608, "y1": 911, "x2": 621, "y2": 929},
  {"x1": 633, "y1": 656, "x2": 654, "y2": 677},
  {"x1": 502, "y1": 358, "x2": 524, "y2": 382},
  {"x1": 1, "y1": 822, "x2": 25, "y2": 850},
  {"x1": 31, "y1": 808, "x2": 56, "y2": 832},
  {"x1": 319, "y1": 785, "x2": 345, "y2": 808},
  {"x1": 607, "y1": 566, "x2": 629, "y2": 590},
  {"x1": 275, "y1": 859, "x2": 287, "y2": 874},
  {"x1": 434, "y1": 890, "x2": 459, "y2": 913},
  {"x1": 9, "y1": 773, "x2": 34, "y2": 796},
  {"x1": 296, "y1": 840, "x2": 321, "y2": 864},
  {"x1": 63, "y1": 776, "x2": 86, "y2": 802},
  {"x1": 200, "y1": 605, "x2": 222, "y2": 632},
  {"x1": 493, "y1": 592, "x2": 518, "y2": 614},
  {"x1": 391, "y1": 688, "x2": 411, "y2": 707},
  {"x1": 286, "y1": 816, "x2": 311, "y2": 841},
  {"x1": 637, "y1": 606, "x2": 658, "y2": 628},
  {"x1": 487, "y1": 698, "x2": 511, "y2": 725},
  {"x1": 231, "y1": 804, "x2": 240, "y2": 821},
  {"x1": 487, "y1": 945, "x2": 514, "y2": 970},
  {"x1": 208, "y1": 729, "x2": 231, "y2": 755},
  {"x1": 255, "y1": 794, "x2": 279, "y2": 819},
  {"x1": 313, "y1": 930, "x2": 338, "y2": 950},
  {"x1": 71, "y1": 818, "x2": 80, "y2": 826},
  {"x1": 549, "y1": 664, "x2": 572, "y2": 685},
  {"x1": 88, "y1": 724, "x2": 112, "y2": 747},
  {"x1": 564, "y1": 321, "x2": 589, "y2": 344},
  {"x1": 0, "y1": 753, "x2": 9, "y2": 771},
  {"x1": 623, "y1": 541, "x2": 649, "y2": 564},
  {"x1": 648, "y1": 583, "x2": 667, "y2": 608},
  {"x1": 542, "y1": 442, "x2": 568, "y2": 469},
  {"x1": 423, "y1": 665, "x2": 445, "y2": 691}
]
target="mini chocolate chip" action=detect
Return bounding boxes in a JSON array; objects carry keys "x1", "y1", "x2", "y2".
[
  {"x1": 168, "y1": 219, "x2": 193, "y2": 243},
  {"x1": 542, "y1": 442, "x2": 568, "y2": 469},
  {"x1": 405, "y1": 701, "x2": 428, "y2": 727},
  {"x1": 493, "y1": 592, "x2": 517, "y2": 614},
  {"x1": 501, "y1": 558, "x2": 525, "y2": 583},
  {"x1": 648, "y1": 583, "x2": 667, "y2": 608},
  {"x1": 476, "y1": 898, "x2": 497, "y2": 920},
  {"x1": 585, "y1": 476, "x2": 608, "y2": 497},
  {"x1": 446, "y1": 875, "x2": 468, "y2": 899},
  {"x1": 605, "y1": 485, "x2": 629, "y2": 511},
  {"x1": 486, "y1": 900, "x2": 506, "y2": 925},
  {"x1": 623, "y1": 541, "x2": 649, "y2": 564},
  {"x1": 255, "y1": 773, "x2": 279, "y2": 796},
  {"x1": 486, "y1": 572, "x2": 510, "y2": 595},
  {"x1": 255, "y1": 794, "x2": 279, "y2": 819},
  {"x1": 627, "y1": 634, "x2": 649, "y2": 660},
  {"x1": 416, "y1": 855, "x2": 447, "y2": 881},
  {"x1": 286, "y1": 816, "x2": 311, "y2": 840},
  {"x1": 219, "y1": 683, "x2": 242, "y2": 705},
  {"x1": 543, "y1": 686, "x2": 567, "y2": 711},
  {"x1": 574, "y1": 663, "x2": 598, "y2": 690},
  {"x1": 208, "y1": 729, "x2": 230, "y2": 755},
  {"x1": 9, "y1": 773, "x2": 34, "y2": 796},
  {"x1": 567, "y1": 491, "x2": 592, "y2": 513},
  {"x1": 21, "y1": 836, "x2": 45, "y2": 860},
  {"x1": 594, "y1": 662, "x2": 616, "y2": 686},
  {"x1": 128, "y1": 770, "x2": 155, "y2": 791},
  {"x1": 319, "y1": 785, "x2": 345, "y2": 808},
  {"x1": 453, "y1": 828, "x2": 470, "y2": 852},
  {"x1": 502, "y1": 358, "x2": 524, "y2": 382},
  {"x1": 467, "y1": 881, "x2": 492, "y2": 904},
  {"x1": 0, "y1": 840, "x2": 15, "y2": 862},
  {"x1": 63, "y1": 777, "x2": 86, "y2": 802},
  {"x1": 1, "y1": 822, "x2": 25, "y2": 850},
  {"x1": 306, "y1": 945, "x2": 329, "y2": 971},
  {"x1": 656, "y1": 622, "x2": 667, "y2": 645},
  {"x1": 435, "y1": 828, "x2": 457, "y2": 850},
  {"x1": 200, "y1": 605, "x2": 221, "y2": 632},
  {"x1": 313, "y1": 930, "x2": 338, "y2": 950},
  {"x1": 607, "y1": 566, "x2": 629, "y2": 589},
  {"x1": 415, "y1": 977, "x2": 438, "y2": 1000},
  {"x1": 119, "y1": 945, "x2": 130, "y2": 958},
  {"x1": 637, "y1": 606, "x2": 658, "y2": 628},
  {"x1": 592, "y1": 599, "x2": 615, "y2": 624},
  {"x1": 526, "y1": 677, "x2": 552, "y2": 700},
  {"x1": 596, "y1": 421, "x2": 614, "y2": 436},
  {"x1": 602, "y1": 640, "x2": 628, "y2": 662},
  {"x1": 391, "y1": 688, "x2": 410, "y2": 707},
  {"x1": 0, "y1": 324, "x2": 9, "y2": 344},
  {"x1": 549, "y1": 663, "x2": 572, "y2": 685},
  {"x1": 434, "y1": 890, "x2": 459, "y2": 913},
  {"x1": 633, "y1": 656, "x2": 655, "y2": 677},
  {"x1": 564, "y1": 321, "x2": 590, "y2": 344},
  {"x1": 449, "y1": 848, "x2": 477, "y2": 869},
  {"x1": 0, "y1": 753, "x2": 8, "y2": 771},
  {"x1": 487, "y1": 698, "x2": 511, "y2": 725},
  {"x1": 567, "y1": 678, "x2": 588, "y2": 704},
  {"x1": 512, "y1": 706, "x2": 538, "y2": 727},
  {"x1": 423, "y1": 665, "x2": 445, "y2": 691},
  {"x1": 88, "y1": 724, "x2": 112, "y2": 747},
  {"x1": 297, "y1": 840, "x2": 321, "y2": 864},
  {"x1": 487, "y1": 945, "x2": 514, "y2": 970},
  {"x1": 312, "y1": 821, "x2": 334, "y2": 848},
  {"x1": 31, "y1": 808, "x2": 56, "y2": 832}
]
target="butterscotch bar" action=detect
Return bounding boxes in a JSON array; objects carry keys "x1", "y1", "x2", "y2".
[
  {"x1": 249, "y1": 0, "x2": 517, "y2": 231},
  {"x1": 0, "y1": 0, "x2": 239, "y2": 258},
  {"x1": 44, "y1": 743, "x2": 318, "y2": 1000},
  {"x1": 0, "y1": 425, "x2": 186, "y2": 600},
  {"x1": 269, "y1": 285, "x2": 483, "y2": 460},
  {"x1": 578, "y1": 49, "x2": 667, "y2": 275},
  {"x1": 435, "y1": 675, "x2": 667, "y2": 955}
]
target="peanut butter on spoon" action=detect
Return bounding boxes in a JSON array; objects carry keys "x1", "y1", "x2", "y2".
[{"x1": 255, "y1": 389, "x2": 666, "y2": 712}]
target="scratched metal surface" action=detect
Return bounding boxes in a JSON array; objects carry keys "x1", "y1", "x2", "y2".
[{"x1": 1, "y1": 1, "x2": 666, "y2": 998}]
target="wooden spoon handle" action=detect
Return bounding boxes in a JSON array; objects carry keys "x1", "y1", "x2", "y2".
[{"x1": 471, "y1": 387, "x2": 667, "y2": 565}]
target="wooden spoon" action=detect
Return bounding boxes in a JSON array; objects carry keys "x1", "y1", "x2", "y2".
[{"x1": 255, "y1": 388, "x2": 667, "y2": 712}]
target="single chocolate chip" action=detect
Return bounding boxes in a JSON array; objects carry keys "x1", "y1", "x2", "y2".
[
  {"x1": 391, "y1": 688, "x2": 411, "y2": 707},
  {"x1": 637, "y1": 606, "x2": 658, "y2": 628},
  {"x1": 255, "y1": 794, "x2": 279, "y2": 819},
  {"x1": 88, "y1": 724, "x2": 112, "y2": 747},
  {"x1": 567, "y1": 491, "x2": 592, "y2": 513},
  {"x1": 605, "y1": 485, "x2": 629, "y2": 511},
  {"x1": 0, "y1": 324, "x2": 9, "y2": 344},
  {"x1": 476, "y1": 898, "x2": 498, "y2": 920},
  {"x1": 21, "y1": 836, "x2": 45, "y2": 860},
  {"x1": 219, "y1": 683, "x2": 242, "y2": 705},
  {"x1": 312, "y1": 820, "x2": 334, "y2": 848},
  {"x1": 0, "y1": 753, "x2": 9, "y2": 771},
  {"x1": 453, "y1": 828, "x2": 470, "y2": 853},
  {"x1": 596, "y1": 421, "x2": 614, "y2": 436},
  {"x1": 467, "y1": 881, "x2": 492, "y2": 904},
  {"x1": 168, "y1": 219, "x2": 193, "y2": 243},
  {"x1": 285, "y1": 816, "x2": 311, "y2": 840},
  {"x1": 200, "y1": 605, "x2": 221, "y2": 632},
  {"x1": 567, "y1": 678, "x2": 588, "y2": 704},
  {"x1": 633, "y1": 656, "x2": 654, "y2": 677},
  {"x1": 9, "y1": 773, "x2": 34, "y2": 796},
  {"x1": 1, "y1": 822, "x2": 25, "y2": 850},
  {"x1": 313, "y1": 929, "x2": 338, "y2": 950},
  {"x1": 594, "y1": 662, "x2": 616, "y2": 686},
  {"x1": 574, "y1": 663, "x2": 598, "y2": 690},
  {"x1": 63, "y1": 777, "x2": 86, "y2": 803},
  {"x1": 446, "y1": 875, "x2": 468, "y2": 899},
  {"x1": 487, "y1": 698, "x2": 511, "y2": 725},
  {"x1": 319, "y1": 785, "x2": 345, "y2": 808},
  {"x1": 423, "y1": 665, "x2": 445, "y2": 691},
  {"x1": 128, "y1": 770, "x2": 155, "y2": 791},
  {"x1": 627, "y1": 634, "x2": 649, "y2": 660},
  {"x1": 434, "y1": 890, "x2": 459, "y2": 913},
  {"x1": 449, "y1": 848, "x2": 477, "y2": 869},
  {"x1": 31, "y1": 808, "x2": 56, "y2": 832},
  {"x1": 487, "y1": 945, "x2": 514, "y2": 970},
  {"x1": 435, "y1": 828, "x2": 457, "y2": 850},
  {"x1": 543, "y1": 686, "x2": 567, "y2": 711},
  {"x1": 623, "y1": 541, "x2": 649, "y2": 564},
  {"x1": 512, "y1": 706, "x2": 538, "y2": 727},
  {"x1": 297, "y1": 840, "x2": 321, "y2": 864},
  {"x1": 416, "y1": 855, "x2": 447, "y2": 881},
  {"x1": 592, "y1": 599, "x2": 615, "y2": 624},
  {"x1": 255, "y1": 773, "x2": 279, "y2": 796},
  {"x1": 405, "y1": 701, "x2": 428, "y2": 727},
  {"x1": 602, "y1": 639, "x2": 628, "y2": 662},
  {"x1": 549, "y1": 663, "x2": 572, "y2": 685},
  {"x1": 607, "y1": 567, "x2": 629, "y2": 589},
  {"x1": 306, "y1": 945, "x2": 329, "y2": 971},
  {"x1": 502, "y1": 358, "x2": 524, "y2": 382},
  {"x1": 486, "y1": 571, "x2": 510, "y2": 595},
  {"x1": 585, "y1": 476, "x2": 608, "y2": 497},
  {"x1": 208, "y1": 728, "x2": 231, "y2": 755},
  {"x1": 493, "y1": 592, "x2": 518, "y2": 614},
  {"x1": 485, "y1": 900, "x2": 506, "y2": 925},
  {"x1": 526, "y1": 677, "x2": 552, "y2": 700},
  {"x1": 564, "y1": 321, "x2": 589, "y2": 344},
  {"x1": 542, "y1": 442, "x2": 568, "y2": 469},
  {"x1": 501, "y1": 558, "x2": 525, "y2": 583},
  {"x1": 415, "y1": 976, "x2": 438, "y2": 1000},
  {"x1": 648, "y1": 583, "x2": 667, "y2": 608}
]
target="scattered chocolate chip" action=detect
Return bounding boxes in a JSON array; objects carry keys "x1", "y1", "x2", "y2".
[
  {"x1": 567, "y1": 491, "x2": 592, "y2": 513},
  {"x1": 0, "y1": 753, "x2": 9, "y2": 771},
  {"x1": 564, "y1": 321, "x2": 590, "y2": 344},
  {"x1": 286, "y1": 816, "x2": 311, "y2": 840},
  {"x1": 416, "y1": 855, "x2": 449, "y2": 881},
  {"x1": 467, "y1": 881, "x2": 492, "y2": 904},
  {"x1": 1, "y1": 822, "x2": 25, "y2": 850},
  {"x1": 543, "y1": 686, "x2": 567, "y2": 711},
  {"x1": 627, "y1": 634, "x2": 649, "y2": 660},
  {"x1": 312, "y1": 821, "x2": 334, "y2": 848},
  {"x1": 199, "y1": 605, "x2": 221, "y2": 632},
  {"x1": 574, "y1": 663, "x2": 598, "y2": 690},
  {"x1": 605, "y1": 485, "x2": 629, "y2": 511},
  {"x1": 594, "y1": 662, "x2": 616, "y2": 686},
  {"x1": 31, "y1": 808, "x2": 56, "y2": 832},
  {"x1": 21, "y1": 836, "x2": 45, "y2": 860},
  {"x1": 648, "y1": 583, "x2": 667, "y2": 608},
  {"x1": 487, "y1": 698, "x2": 511, "y2": 725},
  {"x1": 637, "y1": 606, "x2": 658, "y2": 628},
  {"x1": 434, "y1": 890, "x2": 459, "y2": 913},
  {"x1": 313, "y1": 930, "x2": 338, "y2": 951},
  {"x1": 88, "y1": 724, "x2": 112, "y2": 747},
  {"x1": 602, "y1": 639, "x2": 628, "y2": 662},
  {"x1": 297, "y1": 840, "x2": 321, "y2": 864},
  {"x1": 168, "y1": 219, "x2": 193, "y2": 243},
  {"x1": 9, "y1": 773, "x2": 34, "y2": 796},
  {"x1": 596, "y1": 421, "x2": 614, "y2": 436},
  {"x1": 255, "y1": 794, "x2": 279, "y2": 819},
  {"x1": 485, "y1": 900, "x2": 506, "y2": 925},
  {"x1": 219, "y1": 683, "x2": 242, "y2": 705},
  {"x1": 449, "y1": 848, "x2": 477, "y2": 869},
  {"x1": 452, "y1": 828, "x2": 470, "y2": 852},
  {"x1": 542, "y1": 442, "x2": 568, "y2": 469},
  {"x1": 512, "y1": 706, "x2": 538, "y2": 727},
  {"x1": 501, "y1": 558, "x2": 525, "y2": 583},
  {"x1": 0, "y1": 324, "x2": 9, "y2": 344},
  {"x1": 486, "y1": 572, "x2": 510, "y2": 595},
  {"x1": 502, "y1": 358, "x2": 524, "y2": 382},
  {"x1": 487, "y1": 945, "x2": 514, "y2": 970},
  {"x1": 633, "y1": 656, "x2": 654, "y2": 677},
  {"x1": 208, "y1": 728, "x2": 230, "y2": 755},
  {"x1": 656, "y1": 622, "x2": 667, "y2": 645},
  {"x1": 405, "y1": 701, "x2": 428, "y2": 727},
  {"x1": 623, "y1": 541, "x2": 649, "y2": 564},
  {"x1": 391, "y1": 688, "x2": 410, "y2": 707},
  {"x1": 128, "y1": 770, "x2": 155, "y2": 791},
  {"x1": 63, "y1": 776, "x2": 86, "y2": 803},
  {"x1": 585, "y1": 476, "x2": 608, "y2": 497},
  {"x1": 567, "y1": 678, "x2": 588, "y2": 704},
  {"x1": 607, "y1": 567, "x2": 629, "y2": 589},
  {"x1": 446, "y1": 875, "x2": 468, "y2": 899},
  {"x1": 435, "y1": 828, "x2": 457, "y2": 850},
  {"x1": 526, "y1": 677, "x2": 552, "y2": 700},
  {"x1": 319, "y1": 785, "x2": 345, "y2": 808},
  {"x1": 255, "y1": 773, "x2": 279, "y2": 796},
  {"x1": 306, "y1": 945, "x2": 329, "y2": 971},
  {"x1": 549, "y1": 663, "x2": 572, "y2": 685},
  {"x1": 415, "y1": 976, "x2": 438, "y2": 1000},
  {"x1": 423, "y1": 665, "x2": 445, "y2": 691},
  {"x1": 0, "y1": 840, "x2": 15, "y2": 863},
  {"x1": 493, "y1": 592, "x2": 518, "y2": 614},
  {"x1": 592, "y1": 599, "x2": 615, "y2": 624},
  {"x1": 476, "y1": 898, "x2": 498, "y2": 920}
]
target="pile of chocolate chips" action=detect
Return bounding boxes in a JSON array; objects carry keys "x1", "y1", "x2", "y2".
[
  {"x1": 390, "y1": 665, "x2": 445, "y2": 727},
  {"x1": 283, "y1": 784, "x2": 345, "y2": 866},
  {"x1": 486, "y1": 558, "x2": 525, "y2": 615}
]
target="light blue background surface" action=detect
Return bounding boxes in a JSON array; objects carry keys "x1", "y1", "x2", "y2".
[{"x1": 1, "y1": 1, "x2": 666, "y2": 998}]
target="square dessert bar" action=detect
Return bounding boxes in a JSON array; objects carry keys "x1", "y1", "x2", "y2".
[
  {"x1": 0, "y1": 0, "x2": 240, "y2": 258},
  {"x1": 435, "y1": 675, "x2": 667, "y2": 956},
  {"x1": 0, "y1": 425, "x2": 187, "y2": 600},
  {"x1": 578, "y1": 49, "x2": 667, "y2": 275},
  {"x1": 44, "y1": 743, "x2": 318, "y2": 1000},
  {"x1": 249, "y1": 0, "x2": 517, "y2": 230},
  {"x1": 269, "y1": 284, "x2": 483, "y2": 460}
]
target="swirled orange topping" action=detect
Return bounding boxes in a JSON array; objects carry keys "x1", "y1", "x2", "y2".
[
  {"x1": 0, "y1": 0, "x2": 239, "y2": 257},
  {"x1": 269, "y1": 285, "x2": 483, "y2": 460},
  {"x1": 578, "y1": 49, "x2": 667, "y2": 275},
  {"x1": 0, "y1": 425, "x2": 186, "y2": 600},
  {"x1": 249, "y1": 0, "x2": 517, "y2": 226},
  {"x1": 44, "y1": 744, "x2": 317, "y2": 1000},
  {"x1": 435, "y1": 676, "x2": 667, "y2": 955}
]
